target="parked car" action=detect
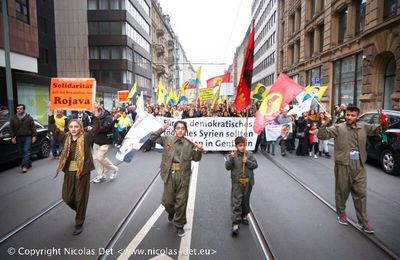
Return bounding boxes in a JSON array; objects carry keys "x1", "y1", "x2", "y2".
[
  {"x1": 358, "y1": 110, "x2": 400, "y2": 175},
  {"x1": 0, "y1": 120, "x2": 51, "y2": 166}
]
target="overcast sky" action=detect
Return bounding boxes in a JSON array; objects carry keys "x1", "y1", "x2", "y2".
[{"x1": 157, "y1": 0, "x2": 251, "y2": 86}]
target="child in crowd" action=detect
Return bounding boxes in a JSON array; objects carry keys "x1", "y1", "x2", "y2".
[
  {"x1": 225, "y1": 136, "x2": 258, "y2": 237},
  {"x1": 308, "y1": 122, "x2": 319, "y2": 158}
]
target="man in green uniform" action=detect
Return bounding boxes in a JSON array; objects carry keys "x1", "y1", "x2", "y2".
[
  {"x1": 318, "y1": 105, "x2": 387, "y2": 234},
  {"x1": 150, "y1": 120, "x2": 203, "y2": 237}
]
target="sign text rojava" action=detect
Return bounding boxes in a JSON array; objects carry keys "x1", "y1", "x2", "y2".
[{"x1": 50, "y1": 78, "x2": 96, "y2": 111}]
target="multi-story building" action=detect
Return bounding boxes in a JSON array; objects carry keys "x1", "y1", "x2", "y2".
[
  {"x1": 278, "y1": 0, "x2": 400, "y2": 112},
  {"x1": 175, "y1": 38, "x2": 196, "y2": 87},
  {"x1": 231, "y1": 25, "x2": 251, "y2": 89},
  {"x1": 252, "y1": 0, "x2": 278, "y2": 88},
  {"x1": 87, "y1": 0, "x2": 152, "y2": 105},
  {"x1": 151, "y1": 0, "x2": 177, "y2": 94},
  {"x1": 54, "y1": 0, "x2": 89, "y2": 79},
  {"x1": 0, "y1": 0, "x2": 57, "y2": 123}
]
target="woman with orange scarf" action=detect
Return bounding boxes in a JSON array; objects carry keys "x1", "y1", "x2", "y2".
[{"x1": 49, "y1": 106, "x2": 100, "y2": 236}]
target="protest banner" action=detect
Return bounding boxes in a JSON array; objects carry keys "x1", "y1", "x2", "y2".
[
  {"x1": 116, "y1": 112, "x2": 163, "y2": 162},
  {"x1": 118, "y1": 90, "x2": 130, "y2": 103},
  {"x1": 50, "y1": 78, "x2": 96, "y2": 111},
  {"x1": 199, "y1": 88, "x2": 214, "y2": 101},
  {"x1": 265, "y1": 123, "x2": 293, "y2": 141},
  {"x1": 157, "y1": 117, "x2": 257, "y2": 151}
]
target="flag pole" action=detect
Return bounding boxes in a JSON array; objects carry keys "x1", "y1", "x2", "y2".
[
  {"x1": 242, "y1": 106, "x2": 249, "y2": 177},
  {"x1": 313, "y1": 97, "x2": 327, "y2": 113}
]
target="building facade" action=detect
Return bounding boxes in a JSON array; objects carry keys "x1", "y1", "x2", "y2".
[
  {"x1": 151, "y1": 0, "x2": 177, "y2": 95},
  {"x1": 1, "y1": 0, "x2": 57, "y2": 124},
  {"x1": 87, "y1": 0, "x2": 152, "y2": 106},
  {"x1": 278, "y1": 0, "x2": 400, "y2": 112},
  {"x1": 231, "y1": 25, "x2": 251, "y2": 89},
  {"x1": 252, "y1": 0, "x2": 278, "y2": 88},
  {"x1": 175, "y1": 38, "x2": 196, "y2": 87}
]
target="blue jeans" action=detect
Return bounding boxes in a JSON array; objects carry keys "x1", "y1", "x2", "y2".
[
  {"x1": 50, "y1": 135, "x2": 63, "y2": 157},
  {"x1": 16, "y1": 136, "x2": 32, "y2": 168},
  {"x1": 267, "y1": 141, "x2": 275, "y2": 154}
]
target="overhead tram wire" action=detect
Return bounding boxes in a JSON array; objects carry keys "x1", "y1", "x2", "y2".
[{"x1": 222, "y1": 0, "x2": 246, "y2": 63}]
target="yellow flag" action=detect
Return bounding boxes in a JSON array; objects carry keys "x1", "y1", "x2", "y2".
[
  {"x1": 127, "y1": 83, "x2": 137, "y2": 99},
  {"x1": 167, "y1": 88, "x2": 179, "y2": 106},
  {"x1": 211, "y1": 85, "x2": 221, "y2": 111},
  {"x1": 251, "y1": 83, "x2": 269, "y2": 101},
  {"x1": 196, "y1": 66, "x2": 202, "y2": 81},
  {"x1": 157, "y1": 82, "x2": 167, "y2": 105},
  {"x1": 304, "y1": 86, "x2": 328, "y2": 101}
]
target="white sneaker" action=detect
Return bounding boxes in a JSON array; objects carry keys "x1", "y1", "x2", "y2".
[
  {"x1": 110, "y1": 172, "x2": 118, "y2": 180},
  {"x1": 309, "y1": 152, "x2": 312, "y2": 157},
  {"x1": 314, "y1": 154, "x2": 318, "y2": 159},
  {"x1": 93, "y1": 176, "x2": 106, "y2": 183}
]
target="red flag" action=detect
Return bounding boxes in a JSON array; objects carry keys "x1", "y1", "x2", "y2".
[
  {"x1": 253, "y1": 73, "x2": 304, "y2": 135},
  {"x1": 234, "y1": 20, "x2": 255, "y2": 111},
  {"x1": 207, "y1": 73, "x2": 231, "y2": 88}
]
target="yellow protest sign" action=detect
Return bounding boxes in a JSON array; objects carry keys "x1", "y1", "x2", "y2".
[{"x1": 199, "y1": 88, "x2": 214, "y2": 101}]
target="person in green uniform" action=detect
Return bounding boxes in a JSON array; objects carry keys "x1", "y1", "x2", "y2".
[
  {"x1": 318, "y1": 105, "x2": 387, "y2": 234},
  {"x1": 49, "y1": 106, "x2": 100, "y2": 236},
  {"x1": 150, "y1": 120, "x2": 203, "y2": 237},
  {"x1": 225, "y1": 136, "x2": 258, "y2": 236}
]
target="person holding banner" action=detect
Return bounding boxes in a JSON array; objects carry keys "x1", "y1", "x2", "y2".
[
  {"x1": 318, "y1": 106, "x2": 388, "y2": 234},
  {"x1": 48, "y1": 105, "x2": 100, "y2": 236},
  {"x1": 150, "y1": 121, "x2": 203, "y2": 237}
]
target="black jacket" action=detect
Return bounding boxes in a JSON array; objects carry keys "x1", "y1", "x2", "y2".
[
  {"x1": 94, "y1": 111, "x2": 114, "y2": 145},
  {"x1": 10, "y1": 114, "x2": 37, "y2": 137}
]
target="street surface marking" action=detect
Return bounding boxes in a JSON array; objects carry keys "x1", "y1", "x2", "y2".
[
  {"x1": 117, "y1": 161, "x2": 200, "y2": 260},
  {"x1": 178, "y1": 161, "x2": 200, "y2": 260},
  {"x1": 117, "y1": 205, "x2": 164, "y2": 260}
]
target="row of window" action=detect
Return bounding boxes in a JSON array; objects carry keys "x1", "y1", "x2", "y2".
[
  {"x1": 88, "y1": 21, "x2": 150, "y2": 53},
  {"x1": 253, "y1": 52, "x2": 275, "y2": 76},
  {"x1": 252, "y1": 0, "x2": 266, "y2": 22},
  {"x1": 91, "y1": 70, "x2": 133, "y2": 84},
  {"x1": 88, "y1": 0, "x2": 150, "y2": 34},
  {"x1": 255, "y1": 11, "x2": 276, "y2": 47},
  {"x1": 260, "y1": 73, "x2": 275, "y2": 87},
  {"x1": 303, "y1": 51, "x2": 395, "y2": 109},
  {"x1": 125, "y1": 22, "x2": 150, "y2": 52},
  {"x1": 333, "y1": 53, "x2": 363, "y2": 107},
  {"x1": 89, "y1": 45, "x2": 151, "y2": 70},
  {"x1": 135, "y1": 53, "x2": 151, "y2": 71},
  {"x1": 135, "y1": 74, "x2": 151, "y2": 89},
  {"x1": 255, "y1": 0, "x2": 277, "y2": 33},
  {"x1": 88, "y1": 0, "x2": 149, "y2": 16},
  {"x1": 126, "y1": 0, "x2": 150, "y2": 34},
  {"x1": 16, "y1": 0, "x2": 29, "y2": 24},
  {"x1": 90, "y1": 46, "x2": 132, "y2": 60},
  {"x1": 254, "y1": 32, "x2": 276, "y2": 62}
]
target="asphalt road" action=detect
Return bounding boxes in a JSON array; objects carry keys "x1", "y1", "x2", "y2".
[{"x1": 0, "y1": 147, "x2": 398, "y2": 260}]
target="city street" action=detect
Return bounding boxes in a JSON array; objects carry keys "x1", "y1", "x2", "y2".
[{"x1": 0, "y1": 147, "x2": 399, "y2": 259}]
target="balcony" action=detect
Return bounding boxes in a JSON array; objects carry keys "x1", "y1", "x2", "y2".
[
  {"x1": 154, "y1": 44, "x2": 165, "y2": 56},
  {"x1": 167, "y1": 39, "x2": 175, "y2": 50},
  {"x1": 167, "y1": 55, "x2": 175, "y2": 67},
  {"x1": 155, "y1": 64, "x2": 166, "y2": 75},
  {"x1": 157, "y1": 28, "x2": 165, "y2": 37}
]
